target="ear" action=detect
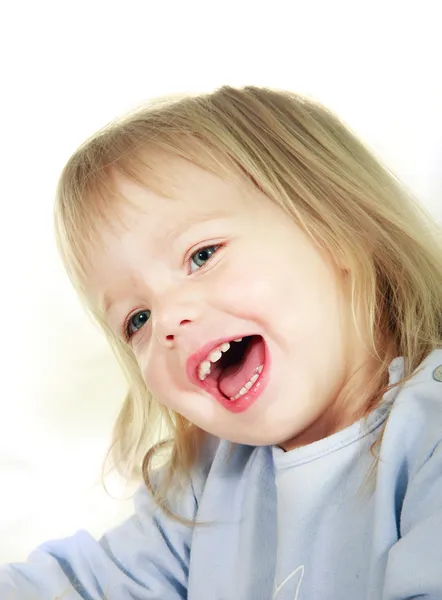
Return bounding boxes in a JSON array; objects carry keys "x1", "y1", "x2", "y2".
[
  {"x1": 335, "y1": 260, "x2": 351, "y2": 283},
  {"x1": 332, "y1": 253, "x2": 350, "y2": 275},
  {"x1": 335, "y1": 250, "x2": 351, "y2": 274}
]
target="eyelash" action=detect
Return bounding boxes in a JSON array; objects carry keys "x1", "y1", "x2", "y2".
[
  {"x1": 188, "y1": 243, "x2": 221, "y2": 274},
  {"x1": 123, "y1": 243, "x2": 222, "y2": 341}
]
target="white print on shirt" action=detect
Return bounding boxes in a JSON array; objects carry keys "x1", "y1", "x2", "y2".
[{"x1": 273, "y1": 565, "x2": 305, "y2": 600}]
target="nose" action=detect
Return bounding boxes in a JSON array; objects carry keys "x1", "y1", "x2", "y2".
[{"x1": 152, "y1": 292, "x2": 200, "y2": 347}]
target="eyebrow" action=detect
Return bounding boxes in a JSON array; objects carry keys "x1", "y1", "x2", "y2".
[
  {"x1": 161, "y1": 210, "x2": 230, "y2": 246},
  {"x1": 101, "y1": 211, "x2": 230, "y2": 316}
]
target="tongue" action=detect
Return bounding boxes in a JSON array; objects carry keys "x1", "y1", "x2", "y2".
[{"x1": 218, "y1": 337, "x2": 265, "y2": 398}]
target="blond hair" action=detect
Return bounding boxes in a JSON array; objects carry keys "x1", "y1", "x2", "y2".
[{"x1": 54, "y1": 85, "x2": 442, "y2": 518}]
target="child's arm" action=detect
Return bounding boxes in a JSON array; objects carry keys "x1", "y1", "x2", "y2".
[
  {"x1": 383, "y1": 441, "x2": 442, "y2": 599},
  {"x1": 0, "y1": 480, "x2": 195, "y2": 599}
]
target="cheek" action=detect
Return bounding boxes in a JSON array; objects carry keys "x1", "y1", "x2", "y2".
[
  {"x1": 215, "y1": 243, "x2": 344, "y2": 339},
  {"x1": 212, "y1": 258, "x2": 277, "y2": 313},
  {"x1": 137, "y1": 348, "x2": 172, "y2": 405},
  {"x1": 225, "y1": 241, "x2": 299, "y2": 300}
]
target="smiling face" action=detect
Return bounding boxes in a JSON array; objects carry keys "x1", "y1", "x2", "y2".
[{"x1": 85, "y1": 156, "x2": 382, "y2": 450}]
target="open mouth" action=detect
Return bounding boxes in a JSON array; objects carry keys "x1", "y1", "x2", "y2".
[{"x1": 196, "y1": 335, "x2": 266, "y2": 402}]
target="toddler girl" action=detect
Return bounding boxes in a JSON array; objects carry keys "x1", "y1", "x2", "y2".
[{"x1": 1, "y1": 85, "x2": 442, "y2": 599}]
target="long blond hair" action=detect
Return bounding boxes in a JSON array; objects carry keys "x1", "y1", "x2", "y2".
[{"x1": 54, "y1": 85, "x2": 442, "y2": 518}]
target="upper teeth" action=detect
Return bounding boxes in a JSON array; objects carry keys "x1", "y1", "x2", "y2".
[{"x1": 198, "y1": 338, "x2": 242, "y2": 380}]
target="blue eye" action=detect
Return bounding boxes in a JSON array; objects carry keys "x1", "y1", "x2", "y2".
[
  {"x1": 125, "y1": 310, "x2": 151, "y2": 340},
  {"x1": 190, "y1": 245, "x2": 219, "y2": 273}
]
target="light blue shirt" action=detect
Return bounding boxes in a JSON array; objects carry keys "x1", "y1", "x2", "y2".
[{"x1": 2, "y1": 349, "x2": 442, "y2": 599}]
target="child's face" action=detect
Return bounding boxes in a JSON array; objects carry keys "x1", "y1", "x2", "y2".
[{"x1": 86, "y1": 156, "x2": 379, "y2": 450}]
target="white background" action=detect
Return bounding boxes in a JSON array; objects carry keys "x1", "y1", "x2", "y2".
[{"x1": 0, "y1": 0, "x2": 441, "y2": 562}]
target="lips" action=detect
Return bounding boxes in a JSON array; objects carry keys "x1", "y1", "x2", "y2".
[{"x1": 186, "y1": 334, "x2": 270, "y2": 414}]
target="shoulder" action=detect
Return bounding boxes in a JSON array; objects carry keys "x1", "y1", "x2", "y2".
[
  {"x1": 134, "y1": 435, "x2": 260, "y2": 512},
  {"x1": 378, "y1": 350, "x2": 442, "y2": 597},
  {"x1": 382, "y1": 348, "x2": 442, "y2": 472}
]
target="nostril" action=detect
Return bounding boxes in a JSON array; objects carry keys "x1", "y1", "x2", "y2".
[{"x1": 164, "y1": 319, "x2": 192, "y2": 342}]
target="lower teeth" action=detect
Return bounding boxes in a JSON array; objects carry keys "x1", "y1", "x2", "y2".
[{"x1": 229, "y1": 364, "x2": 263, "y2": 401}]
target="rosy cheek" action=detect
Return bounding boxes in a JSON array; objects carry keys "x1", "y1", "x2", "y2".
[
  {"x1": 143, "y1": 347, "x2": 179, "y2": 402},
  {"x1": 226, "y1": 267, "x2": 274, "y2": 306}
]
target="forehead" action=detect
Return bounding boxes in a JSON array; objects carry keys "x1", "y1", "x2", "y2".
[
  {"x1": 115, "y1": 156, "x2": 250, "y2": 215},
  {"x1": 82, "y1": 157, "x2": 258, "y2": 296},
  {"x1": 102, "y1": 157, "x2": 262, "y2": 248}
]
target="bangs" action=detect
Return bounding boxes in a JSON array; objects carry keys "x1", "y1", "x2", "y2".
[{"x1": 54, "y1": 129, "x2": 244, "y2": 296}]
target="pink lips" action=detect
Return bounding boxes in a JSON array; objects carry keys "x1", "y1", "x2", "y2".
[{"x1": 186, "y1": 335, "x2": 270, "y2": 414}]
